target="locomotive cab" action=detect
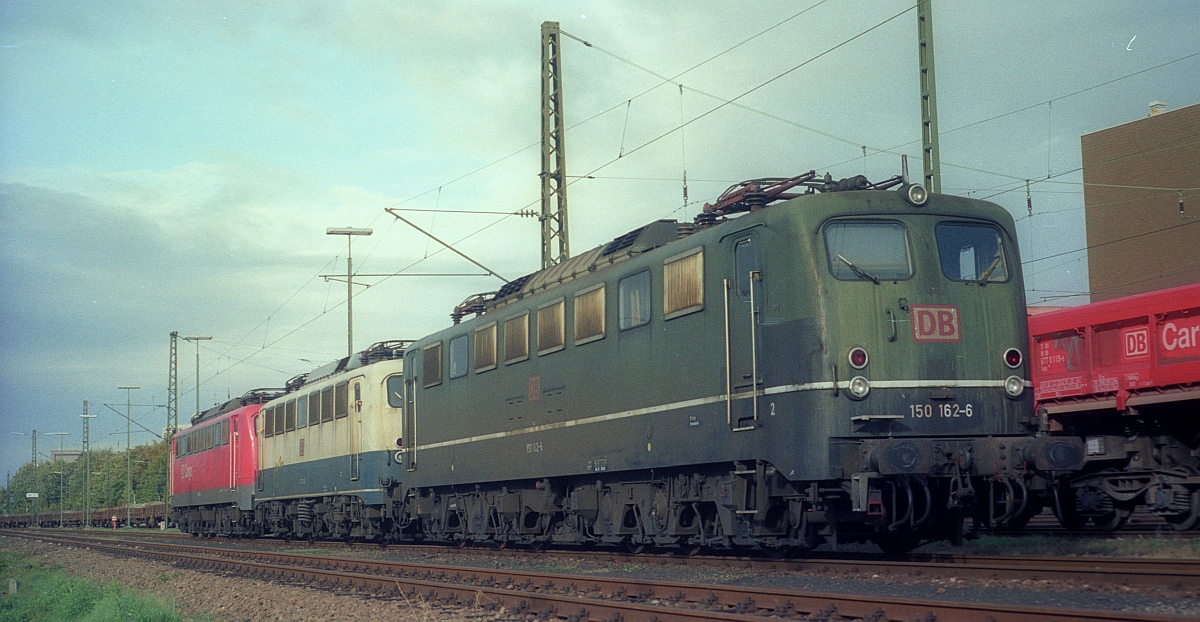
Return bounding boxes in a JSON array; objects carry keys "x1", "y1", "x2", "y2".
[{"x1": 773, "y1": 187, "x2": 1084, "y2": 548}]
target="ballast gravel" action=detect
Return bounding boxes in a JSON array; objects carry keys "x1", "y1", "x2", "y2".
[
  {"x1": 4, "y1": 535, "x2": 1200, "y2": 620},
  {"x1": 2, "y1": 537, "x2": 476, "y2": 621}
]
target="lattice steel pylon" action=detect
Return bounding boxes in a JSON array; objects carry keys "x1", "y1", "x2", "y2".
[
  {"x1": 917, "y1": 0, "x2": 941, "y2": 194},
  {"x1": 541, "y1": 20, "x2": 570, "y2": 269},
  {"x1": 168, "y1": 331, "x2": 178, "y2": 436}
]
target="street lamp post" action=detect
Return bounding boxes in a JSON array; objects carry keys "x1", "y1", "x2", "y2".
[
  {"x1": 118, "y1": 386, "x2": 139, "y2": 527},
  {"x1": 180, "y1": 335, "x2": 212, "y2": 418},
  {"x1": 327, "y1": 227, "x2": 373, "y2": 357}
]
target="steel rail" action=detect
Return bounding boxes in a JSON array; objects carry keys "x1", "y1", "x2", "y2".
[
  {"x1": 24, "y1": 528, "x2": 1200, "y2": 589},
  {"x1": 8, "y1": 531, "x2": 1192, "y2": 622}
]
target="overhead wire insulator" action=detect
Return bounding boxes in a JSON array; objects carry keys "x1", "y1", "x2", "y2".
[{"x1": 1026, "y1": 180, "x2": 1033, "y2": 217}]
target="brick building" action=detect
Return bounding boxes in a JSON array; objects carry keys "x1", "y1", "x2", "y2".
[{"x1": 1080, "y1": 101, "x2": 1200, "y2": 302}]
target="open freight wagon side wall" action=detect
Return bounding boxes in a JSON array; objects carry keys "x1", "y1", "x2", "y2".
[{"x1": 1031, "y1": 282, "x2": 1200, "y2": 418}]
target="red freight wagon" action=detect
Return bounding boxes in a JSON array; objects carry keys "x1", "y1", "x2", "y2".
[
  {"x1": 170, "y1": 390, "x2": 279, "y2": 536},
  {"x1": 1028, "y1": 282, "x2": 1200, "y2": 531}
]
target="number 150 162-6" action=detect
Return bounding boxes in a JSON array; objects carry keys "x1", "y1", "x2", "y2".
[{"x1": 909, "y1": 403, "x2": 973, "y2": 418}]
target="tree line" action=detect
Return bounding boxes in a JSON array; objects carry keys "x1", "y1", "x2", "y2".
[{"x1": 2, "y1": 441, "x2": 169, "y2": 515}]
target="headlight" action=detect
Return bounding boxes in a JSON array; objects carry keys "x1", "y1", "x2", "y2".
[
  {"x1": 901, "y1": 183, "x2": 929, "y2": 206},
  {"x1": 848, "y1": 376, "x2": 871, "y2": 400},
  {"x1": 1004, "y1": 375, "x2": 1025, "y2": 398}
]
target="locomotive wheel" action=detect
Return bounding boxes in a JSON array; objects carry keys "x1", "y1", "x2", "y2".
[
  {"x1": 1165, "y1": 489, "x2": 1200, "y2": 532},
  {"x1": 761, "y1": 546, "x2": 789, "y2": 559},
  {"x1": 1004, "y1": 500, "x2": 1044, "y2": 531},
  {"x1": 1052, "y1": 485, "x2": 1087, "y2": 531},
  {"x1": 1091, "y1": 502, "x2": 1134, "y2": 531},
  {"x1": 874, "y1": 531, "x2": 921, "y2": 555},
  {"x1": 622, "y1": 538, "x2": 646, "y2": 555}
]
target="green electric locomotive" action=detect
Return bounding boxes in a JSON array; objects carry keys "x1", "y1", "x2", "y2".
[{"x1": 384, "y1": 170, "x2": 1084, "y2": 554}]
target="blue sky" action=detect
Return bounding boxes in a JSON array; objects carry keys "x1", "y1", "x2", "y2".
[{"x1": 2, "y1": 1, "x2": 1198, "y2": 483}]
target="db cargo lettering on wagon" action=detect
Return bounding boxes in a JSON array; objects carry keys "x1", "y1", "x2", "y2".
[{"x1": 1160, "y1": 315, "x2": 1200, "y2": 362}]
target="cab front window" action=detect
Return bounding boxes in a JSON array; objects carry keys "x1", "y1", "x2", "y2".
[
  {"x1": 824, "y1": 221, "x2": 912, "y2": 282},
  {"x1": 936, "y1": 222, "x2": 1010, "y2": 283}
]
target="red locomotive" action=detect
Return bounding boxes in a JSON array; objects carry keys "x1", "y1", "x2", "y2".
[
  {"x1": 1030, "y1": 282, "x2": 1200, "y2": 530},
  {"x1": 170, "y1": 389, "x2": 279, "y2": 536}
]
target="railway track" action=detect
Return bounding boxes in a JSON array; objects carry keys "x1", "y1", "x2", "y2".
[
  {"x1": 5, "y1": 529, "x2": 1195, "y2": 621},
  {"x1": 79, "y1": 527, "x2": 1200, "y2": 590}
]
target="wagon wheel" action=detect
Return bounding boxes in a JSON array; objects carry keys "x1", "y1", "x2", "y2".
[
  {"x1": 1091, "y1": 501, "x2": 1134, "y2": 531},
  {"x1": 1165, "y1": 488, "x2": 1200, "y2": 532}
]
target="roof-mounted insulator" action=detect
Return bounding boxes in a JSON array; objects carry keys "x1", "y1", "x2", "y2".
[{"x1": 451, "y1": 292, "x2": 496, "y2": 324}]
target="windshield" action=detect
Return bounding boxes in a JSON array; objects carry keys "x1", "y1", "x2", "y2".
[
  {"x1": 824, "y1": 221, "x2": 912, "y2": 281},
  {"x1": 936, "y1": 222, "x2": 1010, "y2": 282}
]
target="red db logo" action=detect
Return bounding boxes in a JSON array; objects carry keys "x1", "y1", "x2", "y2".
[
  {"x1": 1123, "y1": 327, "x2": 1149, "y2": 359},
  {"x1": 911, "y1": 305, "x2": 962, "y2": 343}
]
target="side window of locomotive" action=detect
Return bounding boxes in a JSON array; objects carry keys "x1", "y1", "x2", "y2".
[
  {"x1": 734, "y1": 238, "x2": 758, "y2": 298},
  {"x1": 274, "y1": 404, "x2": 285, "y2": 436},
  {"x1": 308, "y1": 392, "x2": 321, "y2": 426},
  {"x1": 285, "y1": 400, "x2": 296, "y2": 432},
  {"x1": 504, "y1": 314, "x2": 529, "y2": 364},
  {"x1": 320, "y1": 387, "x2": 334, "y2": 423},
  {"x1": 574, "y1": 284, "x2": 605, "y2": 344},
  {"x1": 334, "y1": 382, "x2": 349, "y2": 418},
  {"x1": 264, "y1": 407, "x2": 275, "y2": 438},
  {"x1": 297, "y1": 396, "x2": 308, "y2": 427},
  {"x1": 353, "y1": 382, "x2": 362, "y2": 413},
  {"x1": 935, "y1": 222, "x2": 1010, "y2": 283},
  {"x1": 449, "y1": 335, "x2": 469, "y2": 379},
  {"x1": 537, "y1": 298, "x2": 565, "y2": 355},
  {"x1": 423, "y1": 342, "x2": 443, "y2": 387},
  {"x1": 619, "y1": 270, "x2": 651, "y2": 330},
  {"x1": 824, "y1": 221, "x2": 912, "y2": 281},
  {"x1": 664, "y1": 248, "x2": 704, "y2": 319},
  {"x1": 475, "y1": 323, "x2": 498, "y2": 373},
  {"x1": 386, "y1": 375, "x2": 404, "y2": 408}
]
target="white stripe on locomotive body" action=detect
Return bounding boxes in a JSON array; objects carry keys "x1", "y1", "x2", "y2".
[
  {"x1": 258, "y1": 358, "x2": 404, "y2": 472},
  {"x1": 404, "y1": 378, "x2": 1023, "y2": 454}
]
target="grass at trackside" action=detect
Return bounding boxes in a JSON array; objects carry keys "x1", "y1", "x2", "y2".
[
  {"x1": 0, "y1": 549, "x2": 196, "y2": 622},
  {"x1": 921, "y1": 533, "x2": 1200, "y2": 558}
]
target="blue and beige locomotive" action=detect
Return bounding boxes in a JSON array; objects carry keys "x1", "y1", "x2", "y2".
[{"x1": 237, "y1": 171, "x2": 1083, "y2": 553}]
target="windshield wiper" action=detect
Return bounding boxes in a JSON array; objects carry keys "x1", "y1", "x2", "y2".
[
  {"x1": 974, "y1": 256, "x2": 1003, "y2": 285},
  {"x1": 837, "y1": 254, "x2": 880, "y2": 284}
]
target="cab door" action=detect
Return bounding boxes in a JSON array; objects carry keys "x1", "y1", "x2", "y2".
[
  {"x1": 350, "y1": 380, "x2": 363, "y2": 481},
  {"x1": 403, "y1": 365, "x2": 417, "y2": 472},
  {"x1": 725, "y1": 233, "x2": 764, "y2": 430}
]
